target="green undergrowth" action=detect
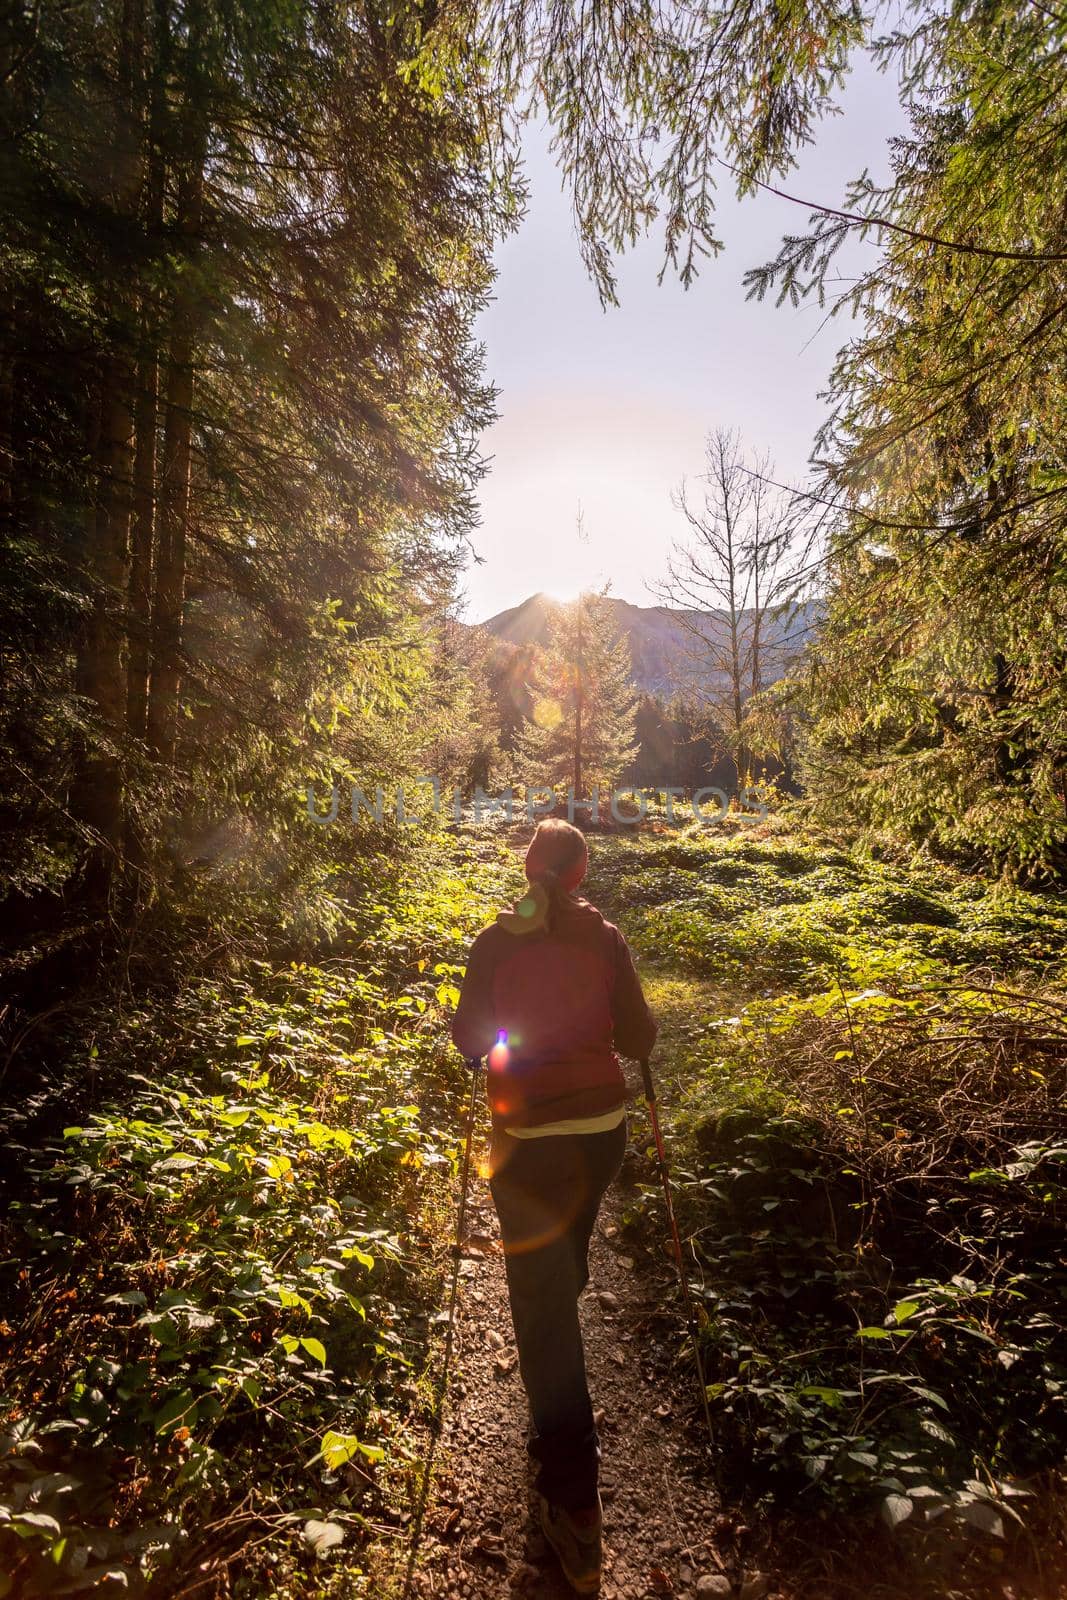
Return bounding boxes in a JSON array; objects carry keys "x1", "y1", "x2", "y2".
[
  {"x1": 0, "y1": 825, "x2": 520, "y2": 1598},
  {"x1": 596, "y1": 820, "x2": 1067, "y2": 1589},
  {"x1": 605, "y1": 826, "x2": 1067, "y2": 993},
  {"x1": 5, "y1": 810, "x2": 1065, "y2": 1597}
]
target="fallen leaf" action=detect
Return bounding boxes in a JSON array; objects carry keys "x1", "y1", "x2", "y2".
[{"x1": 475, "y1": 1534, "x2": 508, "y2": 1565}]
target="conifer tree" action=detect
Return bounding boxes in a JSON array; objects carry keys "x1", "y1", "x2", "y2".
[
  {"x1": 517, "y1": 592, "x2": 638, "y2": 795},
  {"x1": 0, "y1": 0, "x2": 503, "y2": 915},
  {"x1": 745, "y1": 0, "x2": 1067, "y2": 879}
]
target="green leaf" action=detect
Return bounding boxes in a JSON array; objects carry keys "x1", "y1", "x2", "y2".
[
  {"x1": 277, "y1": 1287, "x2": 312, "y2": 1313},
  {"x1": 312, "y1": 1429, "x2": 383, "y2": 1466},
  {"x1": 961, "y1": 1500, "x2": 1004, "y2": 1538},
  {"x1": 798, "y1": 1385, "x2": 843, "y2": 1407},
  {"x1": 154, "y1": 1389, "x2": 196, "y2": 1434},
  {"x1": 316, "y1": 1429, "x2": 363, "y2": 1469},
  {"x1": 300, "y1": 1337, "x2": 327, "y2": 1366},
  {"x1": 892, "y1": 1299, "x2": 920, "y2": 1324},
  {"x1": 909, "y1": 1385, "x2": 950, "y2": 1412},
  {"x1": 10, "y1": 1511, "x2": 62, "y2": 1537},
  {"x1": 881, "y1": 1493, "x2": 913, "y2": 1530}
]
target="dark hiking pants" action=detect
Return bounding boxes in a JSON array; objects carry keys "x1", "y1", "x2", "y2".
[{"x1": 488, "y1": 1117, "x2": 627, "y2": 1510}]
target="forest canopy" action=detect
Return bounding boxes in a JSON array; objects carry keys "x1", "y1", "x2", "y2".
[{"x1": 1, "y1": 0, "x2": 1064, "y2": 931}]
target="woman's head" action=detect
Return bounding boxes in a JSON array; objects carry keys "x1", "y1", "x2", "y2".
[{"x1": 524, "y1": 818, "x2": 588, "y2": 894}]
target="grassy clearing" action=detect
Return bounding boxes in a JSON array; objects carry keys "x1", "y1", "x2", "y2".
[
  {"x1": 0, "y1": 826, "x2": 522, "y2": 1599},
  {"x1": 592, "y1": 818, "x2": 1067, "y2": 1596}
]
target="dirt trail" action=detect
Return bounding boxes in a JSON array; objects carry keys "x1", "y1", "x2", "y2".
[{"x1": 405, "y1": 1132, "x2": 760, "y2": 1600}]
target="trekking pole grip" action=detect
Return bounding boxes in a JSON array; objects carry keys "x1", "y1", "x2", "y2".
[{"x1": 639, "y1": 1056, "x2": 655, "y2": 1103}]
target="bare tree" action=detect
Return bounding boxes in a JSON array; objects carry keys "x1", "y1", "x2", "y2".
[{"x1": 653, "y1": 429, "x2": 815, "y2": 789}]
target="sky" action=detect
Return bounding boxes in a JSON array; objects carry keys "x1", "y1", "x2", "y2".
[{"x1": 462, "y1": 52, "x2": 908, "y2": 624}]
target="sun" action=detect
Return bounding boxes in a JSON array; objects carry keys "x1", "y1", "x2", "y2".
[{"x1": 541, "y1": 578, "x2": 606, "y2": 605}]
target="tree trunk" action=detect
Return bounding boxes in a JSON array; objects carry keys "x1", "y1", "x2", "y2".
[
  {"x1": 573, "y1": 696, "x2": 583, "y2": 799},
  {"x1": 573, "y1": 594, "x2": 584, "y2": 797},
  {"x1": 146, "y1": 143, "x2": 204, "y2": 765},
  {"x1": 125, "y1": 76, "x2": 167, "y2": 752},
  {"x1": 70, "y1": 0, "x2": 148, "y2": 900},
  {"x1": 74, "y1": 350, "x2": 136, "y2": 890},
  {"x1": 126, "y1": 334, "x2": 159, "y2": 745},
  {"x1": 723, "y1": 498, "x2": 747, "y2": 791},
  {"x1": 0, "y1": 293, "x2": 13, "y2": 511}
]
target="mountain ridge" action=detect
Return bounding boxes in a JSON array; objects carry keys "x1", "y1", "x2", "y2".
[{"x1": 472, "y1": 590, "x2": 815, "y2": 697}]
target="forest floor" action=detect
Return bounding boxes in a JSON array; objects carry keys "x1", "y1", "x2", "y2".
[
  {"x1": 395, "y1": 1154, "x2": 745, "y2": 1600},
  {"x1": 3, "y1": 811, "x2": 1066, "y2": 1600},
  {"x1": 371, "y1": 815, "x2": 1067, "y2": 1600}
]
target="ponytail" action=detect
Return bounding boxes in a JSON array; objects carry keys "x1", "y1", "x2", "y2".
[{"x1": 530, "y1": 864, "x2": 567, "y2": 934}]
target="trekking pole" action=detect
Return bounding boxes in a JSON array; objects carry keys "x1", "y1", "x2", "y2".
[
  {"x1": 401, "y1": 1058, "x2": 482, "y2": 1600},
  {"x1": 640, "y1": 1057, "x2": 715, "y2": 1449},
  {"x1": 443, "y1": 1059, "x2": 482, "y2": 1368}
]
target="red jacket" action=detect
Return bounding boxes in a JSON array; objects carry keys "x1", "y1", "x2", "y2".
[{"x1": 452, "y1": 897, "x2": 658, "y2": 1127}]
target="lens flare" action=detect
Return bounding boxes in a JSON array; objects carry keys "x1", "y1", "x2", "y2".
[
  {"x1": 488, "y1": 1029, "x2": 510, "y2": 1074},
  {"x1": 532, "y1": 696, "x2": 563, "y2": 730}
]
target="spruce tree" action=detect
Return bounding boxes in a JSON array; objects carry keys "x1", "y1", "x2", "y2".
[
  {"x1": 517, "y1": 592, "x2": 638, "y2": 796},
  {"x1": 0, "y1": 0, "x2": 504, "y2": 912},
  {"x1": 745, "y1": 0, "x2": 1067, "y2": 879}
]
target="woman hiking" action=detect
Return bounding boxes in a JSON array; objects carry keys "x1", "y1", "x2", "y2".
[{"x1": 451, "y1": 818, "x2": 658, "y2": 1595}]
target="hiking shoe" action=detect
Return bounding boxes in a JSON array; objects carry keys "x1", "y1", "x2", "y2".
[{"x1": 538, "y1": 1493, "x2": 602, "y2": 1594}]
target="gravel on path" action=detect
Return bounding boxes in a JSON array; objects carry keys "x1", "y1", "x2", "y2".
[{"x1": 405, "y1": 1145, "x2": 753, "y2": 1600}]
